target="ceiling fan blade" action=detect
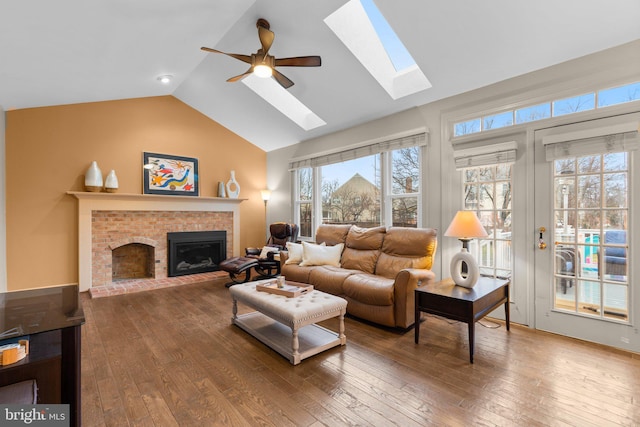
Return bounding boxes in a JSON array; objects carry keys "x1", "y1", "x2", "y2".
[
  {"x1": 275, "y1": 56, "x2": 322, "y2": 67},
  {"x1": 227, "y1": 67, "x2": 254, "y2": 82},
  {"x1": 258, "y1": 26, "x2": 275, "y2": 56},
  {"x1": 201, "y1": 47, "x2": 252, "y2": 64},
  {"x1": 272, "y1": 69, "x2": 294, "y2": 89}
]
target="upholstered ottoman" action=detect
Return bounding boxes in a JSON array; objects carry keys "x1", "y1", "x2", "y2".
[
  {"x1": 219, "y1": 256, "x2": 259, "y2": 285},
  {"x1": 229, "y1": 281, "x2": 347, "y2": 365}
]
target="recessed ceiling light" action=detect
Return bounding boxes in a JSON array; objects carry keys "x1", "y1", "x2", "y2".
[{"x1": 157, "y1": 75, "x2": 173, "y2": 84}]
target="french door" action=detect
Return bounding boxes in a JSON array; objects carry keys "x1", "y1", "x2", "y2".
[{"x1": 533, "y1": 114, "x2": 639, "y2": 352}]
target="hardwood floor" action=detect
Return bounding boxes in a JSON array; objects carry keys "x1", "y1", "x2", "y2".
[{"x1": 81, "y1": 278, "x2": 640, "y2": 426}]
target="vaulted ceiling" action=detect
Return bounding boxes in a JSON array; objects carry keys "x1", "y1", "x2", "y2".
[{"x1": 2, "y1": 1, "x2": 639, "y2": 152}]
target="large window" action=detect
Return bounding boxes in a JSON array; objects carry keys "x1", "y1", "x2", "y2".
[
  {"x1": 463, "y1": 164, "x2": 513, "y2": 279},
  {"x1": 291, "y1": 133, "x2": 426, "y2": 237},
  {"x1": 321, "y1": 155, "x2": 381, "y2": 226}
]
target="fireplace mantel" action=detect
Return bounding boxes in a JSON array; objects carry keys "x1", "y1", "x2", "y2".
[{"x1": 67, "y1": 191, "x2": 245, "y2": 292}]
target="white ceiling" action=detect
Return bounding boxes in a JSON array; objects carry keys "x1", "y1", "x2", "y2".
[{"x1": 2, "y1": 1, "x2": 639, "y2": 152}]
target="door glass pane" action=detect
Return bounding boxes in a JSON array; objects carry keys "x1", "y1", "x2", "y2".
[{"x1": 552, "y1": 152, "x2": 629, "y2": 322}]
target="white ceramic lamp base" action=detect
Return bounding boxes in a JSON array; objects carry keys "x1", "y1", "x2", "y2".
[{"x1": 450, "y1": 248, "x2": 479, "y2": 288}]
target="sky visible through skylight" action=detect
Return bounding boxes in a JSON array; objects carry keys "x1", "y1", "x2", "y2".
[{"x1": 360, "y1": 0, "x2": 416, "y2": 72}]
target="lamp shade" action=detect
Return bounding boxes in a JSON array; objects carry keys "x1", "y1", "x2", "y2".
[
  {"x1": 444, "y1": 211, "x2": 488, "y2": 239},
  {"x1": 261, "y1": 190, "x2": 271, "y2": 202}
]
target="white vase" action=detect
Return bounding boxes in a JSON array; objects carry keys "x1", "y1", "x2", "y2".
[
  {"x1": 217, "y1": 181, "x2": 227, "y2": 198},
  {"x1": 226, "y1": 170, "x2": 240, "y2": 198},
  {"x1": 104, "y1": 170, "x2": 119, "y2": 193},
  {"x1": 84, "y1": 161, "x2": 103, "y2": 192}
]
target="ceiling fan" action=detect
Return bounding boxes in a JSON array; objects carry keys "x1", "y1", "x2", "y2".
[{"x1": 201, "y1": 18, "x2": 321, "y2": 89}]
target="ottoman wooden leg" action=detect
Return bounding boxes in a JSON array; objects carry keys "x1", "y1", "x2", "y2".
[
  {"x1": 338, "y1": 311, "x2": 346, "y2": 345},
  {"x1": 292, "y1": 327, "x2": 301, "y2": 365}
]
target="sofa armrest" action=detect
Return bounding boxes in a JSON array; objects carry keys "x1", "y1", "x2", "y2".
[
  {"x1": 393, "y1": 268, "x2": 436, "y2": 328},
  {"x1": 279, "y1": 250, "x2": 289, "y2": 266}
]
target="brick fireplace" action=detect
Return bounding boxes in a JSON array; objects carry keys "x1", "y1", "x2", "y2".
[{"x1": 68, "y1": 192, "x2": 244, "y2": 297}]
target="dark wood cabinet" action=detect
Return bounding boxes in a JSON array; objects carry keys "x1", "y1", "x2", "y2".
[{"x1": 0, "y1": 285, "x2": 84, "y2": 427}]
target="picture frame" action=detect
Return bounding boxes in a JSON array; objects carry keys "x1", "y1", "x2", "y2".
[{"x1": 143, "y1": 152, "x2": 199, "y2": 196}]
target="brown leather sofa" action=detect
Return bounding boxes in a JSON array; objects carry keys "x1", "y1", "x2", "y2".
[{"x1": 280, "y1": 224, "x2": 438, "y2": 329}]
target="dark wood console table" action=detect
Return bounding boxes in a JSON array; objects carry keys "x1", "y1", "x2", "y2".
[
  {"x1": 415, "y1": 277, "x2": 510, "y2": 363},
  {"x1": 0, "y1": 285, "x2": 84, "y2": 426}
]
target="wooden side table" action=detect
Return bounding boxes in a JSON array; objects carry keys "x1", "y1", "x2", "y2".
[{"x1": 414, "y1": 277, "x2": 510, "y2": 363}]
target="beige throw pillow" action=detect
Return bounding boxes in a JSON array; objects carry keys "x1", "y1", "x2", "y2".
[
  {"x1": 259, "y1": 246, "x2": 280, "y2": 259},
  {"x1": 300, "y1": 242, "x2": 344, "y2": 267},
  {"x1": 285, "y1": 241, "x2": 326, "y2": 265},
  {"x1": 284, "y1": 242, "x2": 303, "y2": 264}
]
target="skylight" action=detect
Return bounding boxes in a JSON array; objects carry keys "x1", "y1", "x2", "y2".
[
  {"x1": 242, "y1": 74, "x2": 326, "y2": 131},
  {"x1": 325, "y1": 0, "x2": 431, "y2": 100},
  {"x1": 360, "y1": 0, "x2": 415, "y2": 72}
]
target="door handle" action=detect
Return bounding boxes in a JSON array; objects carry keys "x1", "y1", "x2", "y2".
[{"x1": 538, "y1": 227, "x2": 547, "y2": 250}]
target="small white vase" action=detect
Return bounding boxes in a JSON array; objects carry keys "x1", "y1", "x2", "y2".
[
  {"x1": 84, "y1": 161, "x2": 103, "y2": 192},
  {"x1": 226, "y1": 170, "x2": 240, "y2": 199},
  {"x1": 104, "y1": 170, "x2": 119, "y2": 193},
  {"x1": 217, "y1": 181, "x2": 227, "y2": 198}
]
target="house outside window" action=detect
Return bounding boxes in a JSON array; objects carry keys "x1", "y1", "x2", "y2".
[{"x1": 290, "y1": 133, "x2": 426, "y2": 238}]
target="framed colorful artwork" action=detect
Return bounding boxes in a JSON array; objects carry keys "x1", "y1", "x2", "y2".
[{"x1": 143, "y1": 152, "x2": 199, "y2": 196}]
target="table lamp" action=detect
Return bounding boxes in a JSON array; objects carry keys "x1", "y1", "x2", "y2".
[{"x1": 444, "y1": 211, "x2": 488, "y2": 288}]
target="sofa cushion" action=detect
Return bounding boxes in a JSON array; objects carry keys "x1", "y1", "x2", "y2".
[
  {"x1": 281, "y1": 263, "x2": 315, "y2": 283},
  {"x1": 376, "y1": 227, "x2": 437, "y2": 279},
  {"x1": 308, "y1": 266, "x2": 357, "y2": 295},
  {"x1": 316, "y1": 224, "x2": 352, "y2": 246},
  {"x1": 341, "y1": 226, "x2": 385, "y2": 274},
  {"x1": 345, "y1": 225, "x2": 386, "y2": 250},
  {"x1": 343, "y1": 273, "x2": 395, "y2": 306},
  {"x1": 300, "y1": 242, "x2": 344, "y2": 267}
]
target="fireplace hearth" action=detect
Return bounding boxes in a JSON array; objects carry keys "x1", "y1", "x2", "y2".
[{"x1": 167, "y1": 231, "x2": 227, "y2": 277}]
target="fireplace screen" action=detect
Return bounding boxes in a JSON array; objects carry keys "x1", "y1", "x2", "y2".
[{"x1": 167, "y1": 231, "x2": 226, "y2": 277}]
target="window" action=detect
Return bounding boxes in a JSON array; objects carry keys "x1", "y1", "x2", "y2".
[
  {"x1": 552, "y1": 93, "x2": 595, "y2": 117},
  {"x1": 290, "y1": 133, "x2": 426, "y2": 236},
  {"x1": 453, "y1": 81, "x2": 640, "y2": 137},
  {"x1": 515, "y1": 103, "x2": 551, "y2": 124},
  {"x1": 389, "y1": 146, "x2": 420, "y2": 226},
  {"x1": 598, "y1": 82, "x2": 640, "y2": 107},
  {"x1": 463, "y1": 165, "x2": 513, "y2": 279},
  {"x1": 321, "y1": 155, "x2": 381, "y2": 226},
  {"x1": 295, "y1": 168, "x2": 313, "y2": 238}
]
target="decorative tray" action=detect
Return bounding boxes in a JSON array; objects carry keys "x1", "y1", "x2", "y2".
[{"x1": 256, "y1": 281, "x2": 314, "y2": 297}]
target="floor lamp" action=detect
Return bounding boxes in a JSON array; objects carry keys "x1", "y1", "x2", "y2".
[{"x1": 261, "y1": 190, "x2": 271, "y2": 242}]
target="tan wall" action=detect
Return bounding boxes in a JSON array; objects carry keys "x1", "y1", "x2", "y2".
[{"x1": 5, "y1": 95, "x2": 266, "y2": 291}]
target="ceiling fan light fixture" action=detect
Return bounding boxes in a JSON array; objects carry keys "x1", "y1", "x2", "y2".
[{"x1": 253, "y1": 64, "x2": 273, "y2": 78}]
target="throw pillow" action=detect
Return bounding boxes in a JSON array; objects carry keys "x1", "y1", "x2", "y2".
[
  {"x1": 284, "y1": 241, "x2": 325, "y2": 264},
  {"x1": 284, "y1": 242, "x2": 303, "y2": 264},
  {"x1": 300, "y1": 242, "x2": 344, "y2": 267},
  {"x1": 259, "y1": 246, "x2": 280, "y2": 259}
]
